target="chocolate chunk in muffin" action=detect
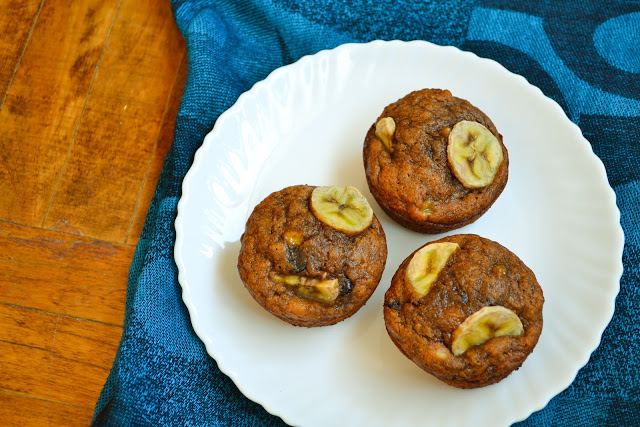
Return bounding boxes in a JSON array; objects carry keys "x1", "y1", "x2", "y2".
[
  {"x1": 238, "y1": 185, "x2": 388, "y2": 327},
  {"x1": 383, "y1": 234, "x2": 543, "y2": 388},
  {"x1": 363, "y1": 89, "x2": 509, "y2": 233}
]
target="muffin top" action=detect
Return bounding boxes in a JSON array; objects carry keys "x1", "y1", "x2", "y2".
[
  {"x1": 363, "y1": 89, "x2": 509, "y2": 233},
  {"x1": 238, "y1": 185, "x2": 388, "y2": 327},
  {"x1": 384, "y1": 234, "x2": 543, "y2": 388}
]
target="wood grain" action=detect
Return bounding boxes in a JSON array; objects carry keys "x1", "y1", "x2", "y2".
[
  {"x1": 0, "y1": 221, "x2": 130, "y2": 325},
  {"x1": 0, "y1": 0, "x2": 120, "y2": 227},
  {"x1": 0, "y1": 341, "x2": 110, "y2": 408},
  {"x1": 0, "y1": 0, "x2": 185, "y2": 423},
  {"x1": 127, "y1": 54, "x2": 187, "y2": 246},
  {"x1": 0, "y1": 303, "x2": 122, "y2": 410},
  {"x1": 43, "y1": 0, "x2": 186, "y2": 243},
  {"x1": 0, "y1": 0, "x2": 42, "y2": 99},
  {"x1": 53, "y1": 316, "x2": 122, "y2": 369},
  {"x1": 0, "y1": 392, "x2": 93, "y2": 427},
  {"x1": 0, "y1": 303, "x2": 57, "y2": 350}
]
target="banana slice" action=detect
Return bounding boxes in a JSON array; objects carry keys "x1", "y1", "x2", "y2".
[
  {"x1": 447, "y1": 121, "x2": 504, "y2": 189},
  {"x1": 451, "y1": 306, "x2": 524, "y2": 356},
  {"x1": 269, "y1": 272, "x2": 339, "y2": 303},
  {"x1": 283, "y1": 230, "x2": 303, "y2": 246},
  {"x1": 406, "y1": 242, "x2": 459, "y2": 297},
  {"x1": 310, "y1": 186, "x2": 374, "y2": 236},
  {"x1": 375, "y1": 117, "x2": 396, "y2": 152}
]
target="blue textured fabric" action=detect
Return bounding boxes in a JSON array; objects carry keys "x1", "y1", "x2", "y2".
[{"x1": 93, "y1": 1, "x2": 640, "y2": 425}]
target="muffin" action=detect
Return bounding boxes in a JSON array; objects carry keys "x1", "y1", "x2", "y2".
[
  {"x1": 363, "y1": 89, "x2": 509, "y2": 233},
  {"x1": 383, "y1": 234, "x2": 543, "y2": 388},
  {"x1": 238, "y1": 185, "x2": 387, "y2": 327}
]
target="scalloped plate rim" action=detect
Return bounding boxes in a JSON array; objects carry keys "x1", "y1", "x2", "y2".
[{"x1": 174, "y1": 40, "x2": 624, "y2": 426}]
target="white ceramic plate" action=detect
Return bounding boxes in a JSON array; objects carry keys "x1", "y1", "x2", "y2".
[{"x1": 175, "y1": 40, "x2": 624, "y2": 426}]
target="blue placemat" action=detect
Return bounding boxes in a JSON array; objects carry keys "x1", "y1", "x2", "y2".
[{"x1": 93, "y1": 1, "x2": 640, "y2": 425}]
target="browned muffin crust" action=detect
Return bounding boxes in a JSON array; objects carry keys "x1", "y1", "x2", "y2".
[
  {"x1": 383, "y1": 234, "x2": 543, "y2": 388},
  {"x1": 363, "y1": 89, "x2": 509, "y2": 233},
  {"x1": 238, "y1": 185, "x2": 388, "y2": 327}
]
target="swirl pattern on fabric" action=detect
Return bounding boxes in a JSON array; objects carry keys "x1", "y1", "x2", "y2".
[{"x1": 93, "y1": 1, "x2": 640, "y2": 425}]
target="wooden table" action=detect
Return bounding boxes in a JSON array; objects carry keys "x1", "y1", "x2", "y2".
[{"x1": 0, "y1": 0, "x2": 185, "y2": 424}]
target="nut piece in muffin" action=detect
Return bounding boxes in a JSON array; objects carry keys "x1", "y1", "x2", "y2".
[
  {"x1": 238, "y1": 185, "x2": 388, "y2": 327},
  {"x1": 383, "y1": 234, "x2": 543, "y2": 388},
  {"x1": 363, "y1": 89, "x2": 509, "y2": 233}
]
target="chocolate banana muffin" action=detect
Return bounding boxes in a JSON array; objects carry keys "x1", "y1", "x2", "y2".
[
  {"x1": 383, "y1": 234, "x2": 543, "y2": 388},
  {"x1": 363, "y1": 89, "x2": 509, "y2": 233},
  {"x1": 238, "y1": 185, "x2": 387, "y2": 327}
]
